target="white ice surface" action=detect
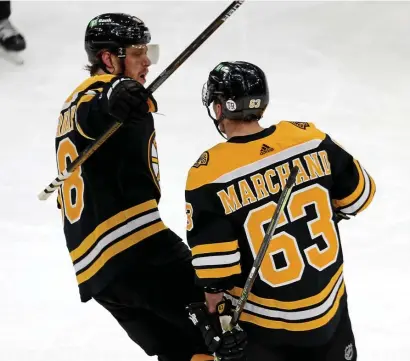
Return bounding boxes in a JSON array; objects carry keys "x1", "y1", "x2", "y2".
[{"x1": 1, "y1": 1, "x2": 410, "y2": 360}]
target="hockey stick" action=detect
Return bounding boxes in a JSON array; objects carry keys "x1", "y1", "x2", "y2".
[
  {"x1": 230, "y1": 166, "x2": 299, "y2": 327},
  {"x1": 38, "y1": 0, "x2": 245, "y2": 201}
]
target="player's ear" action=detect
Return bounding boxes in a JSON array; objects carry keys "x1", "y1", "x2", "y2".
[
  {"x1": 213, "y1": 102, "x2": 222, "y2": 119},
  {"x1": 100, "y1": 50, "x2": 116, "y2": 71}
]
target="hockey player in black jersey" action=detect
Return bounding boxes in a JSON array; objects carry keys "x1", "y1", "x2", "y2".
[
  {"x1": 186, "y1": 61, "x2": 376, "y2": 361},
  {"x1": 55, "y1": 13, "x2": 216, "y2": 361}
]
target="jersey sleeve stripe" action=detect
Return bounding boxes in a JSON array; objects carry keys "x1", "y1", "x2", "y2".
[
  {"x1": 339, "y1": 168, "x2": 373, "y2": 215},
  {"x1": 75, "y1": 119, "x2": 95, "y2": 140},
  {"x1": 332, "y1": 160, "x2": 365, "y2": 209},
  {"x1": 356, "y1": 173, "x2": 376, "y2": 214},
  {"x1": 76, "y1": 220, "x2": 167, "y2": 284},
  {"x1": 195, "y1": 264, "x2": 241, "y2": 279},
  {"x1": 70, "y1": 199, "x2": 158, "y2": 262},
  {"x1": 191, "y1": 240, "x2": 239, "y2": 256},
  {"x1": 192, "y1": 251, "x2": 240, "y2": 267},
  {"x1": 228, "y1": 264, "x2": 343, "y2": 310},
  {"x1": 74, "y1": 210, "x2": 161, "y2": 273},
  {"x1": 74, "y1": 93, "x2": 98, "y2": 140}
]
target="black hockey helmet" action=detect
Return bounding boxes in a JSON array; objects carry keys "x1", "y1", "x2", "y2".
[
  {"x1": 85, "y1": 13, "x2": 152, "y2": 62},
  {"x1": 202, "y1": 61, "x2": 269, "y2": 131}
]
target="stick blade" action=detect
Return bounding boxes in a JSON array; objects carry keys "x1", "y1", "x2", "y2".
[{"x1": 38, "y1": 190, "x2": 52, "y2": 201}]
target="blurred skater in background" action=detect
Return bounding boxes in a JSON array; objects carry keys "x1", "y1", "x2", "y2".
[{"x1": 0, "y1": 1, "x2": 26, "y2": 52}]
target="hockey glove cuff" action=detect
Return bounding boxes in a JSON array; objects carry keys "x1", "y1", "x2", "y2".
[
  {"x1": 105, "y1": 77, "x2": 158, "y2": 123},
  {"x1": 187, "y1": 301, "x2": 247, "y2": 361}
]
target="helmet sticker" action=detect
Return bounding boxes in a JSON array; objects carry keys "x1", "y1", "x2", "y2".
[
  {"x1": 214, "y1": 64, "x2": 230, "y2": 73},
  {"x1": 249, "y1": 99, "x2": 261, "y2": 108},
  {"x1": 98, "y1": 18, "x2": 112, "y2": 23},
  {"x1": 220, "y1": 66, "x2": 230, "y2": 73},
  {"x1": 226, "y1": 99, "x2": 236, "y2": 111}
]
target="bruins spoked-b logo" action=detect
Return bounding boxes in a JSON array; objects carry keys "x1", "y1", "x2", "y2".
[
  {"x1": 344, "y1": 343, "x2": 354, "y2": 361},
  {"x1": 290, "y1": 121, "x2": 310, "y2": 130},
  {"x1": 193, "y1": 151, "x2": 209, "y2": 168},
  {"x1": 148, "y1": 131, "x2": 161, "y2": 191}
]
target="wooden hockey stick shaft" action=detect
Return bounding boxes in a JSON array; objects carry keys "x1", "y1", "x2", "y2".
[
  {"x1": 38, "y1": 0, "x2": 246, "y2": 201},
  {"x1": 230, "y1": 166, "x2": 299, "y2": 327}
]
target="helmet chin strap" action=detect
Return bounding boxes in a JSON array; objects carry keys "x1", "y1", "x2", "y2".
[
  {"x1": 116, "y1": 47, "x2": 126, "y2": 75},
  {"x1": 206, "y1": 106, "x2": 227, "y2": 140}
]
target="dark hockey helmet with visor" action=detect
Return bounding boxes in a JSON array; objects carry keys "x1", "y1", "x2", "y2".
[
  {"x1": 202, "y1": 61, "x2": 269, "y2": 134},
  {"x1": 85, "y1": 13, "x2": 159, "y2": 65}
]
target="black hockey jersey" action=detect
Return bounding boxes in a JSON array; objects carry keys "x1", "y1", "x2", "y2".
[
  {"x1": 185, "y1": 121, "x2": 375, "y2": 346},
  {"x1": 56, "y1": 75, "x2": 179, "y2": 302}
]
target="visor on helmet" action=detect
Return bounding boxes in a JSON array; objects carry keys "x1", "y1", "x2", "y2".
[{"x1": 126, "y1": 44, "x2": 159, "y2": 64}]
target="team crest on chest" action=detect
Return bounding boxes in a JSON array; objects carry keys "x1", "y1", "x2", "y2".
[
  {"x1": 193, "y1": 151, "x2": 209, "y2": 168},
  {"x1": 148, "y1": 131, "x2": 161, "y2": 191}
]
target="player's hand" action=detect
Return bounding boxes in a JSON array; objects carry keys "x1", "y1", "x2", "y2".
[
  {"x1": 187, "y1": 300, "x2": 247, "y2": 361},
  {"x1": 214, "y1": 298, "x2": 247, "y2": 361},
  {"x1": 105, "y1": 77, "x2": 158, "y2": 123}
]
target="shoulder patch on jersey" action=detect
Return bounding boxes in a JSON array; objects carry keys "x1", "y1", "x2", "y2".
[
  {"x1": 193, "y1": 151, "x2": 209, "y2": 168},
  {"x1": 289, "y1": 121, "x2": 310, "y2": 130}
]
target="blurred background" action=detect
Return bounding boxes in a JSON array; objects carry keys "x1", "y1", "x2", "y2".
[{"x1": 1, "y1": 1, "x2": 409, "y2": 360}]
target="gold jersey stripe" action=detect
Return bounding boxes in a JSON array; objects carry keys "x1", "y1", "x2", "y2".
[
  {"x1": 75, "y1": 121, "x2": 95, "y2": 140},
  {"x1": 77, "y1": 220, "x2": 166, "y2": 284},
  {"x1": 70, "y1": 199, "x2": 158, "y2": 262},
  {"x1": 74, "y1": 94, "x2": 97, "y2": 140},
  {"x1": 358, "y1": 174, "x2": 376, "y2": 213},
  {"x1": 186, "y1": 121, "x2": 326, "y2": 191},
  {"x1": 191, "y1": 355, "x2": 214, "y2": 361},
  {"x1": 65, "y1": 74, "x2": 116, "y2": 103},
  {"x1": 191, "y1": 240, "x2": 239, "y2": 256},
  {"x1": 239, "y1": 283, "x2": 345, "y2": 331},
  {"x1": 228, "y1": 264, "x2": 343, "y2": 310},
  {"x1": 333, "y1": 160, "x2": 365, "y2": 208},
  {"x1": 195, "y1": 264, "x2": 241, "y2": 279}
]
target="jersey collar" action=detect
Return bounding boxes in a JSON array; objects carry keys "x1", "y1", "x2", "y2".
[{"x1": 227, "y1": 125, "x2": 276, "y2": 143}]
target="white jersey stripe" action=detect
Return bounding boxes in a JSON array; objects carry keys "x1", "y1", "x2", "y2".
[
  {"x1": 192, "y1": 251, "x2": 241, "y2": 267},
  {"x1": 212, "y1": 139, "x2": 322, "y2": 184},
  {"x1": 74, "y1": 210, "x2": 160, "y2": 272},
  {"x1": 226, "y1": 272, "x2": 344, "y2": 321},
  {"x1": 340, "y1": 163, "x2": 371, "y2": 214}
]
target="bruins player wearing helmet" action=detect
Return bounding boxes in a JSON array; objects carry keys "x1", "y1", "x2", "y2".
[
  {"x1": 55, "y1": 13, "x2": 212, "y2": 361},
  {"x1": 186, "y1": 61, "x2": 376, "y2": 361}
]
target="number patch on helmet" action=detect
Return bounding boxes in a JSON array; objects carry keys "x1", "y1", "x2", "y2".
[{"x1": 249, "y1": 99, "x2": 261, "y2": 108}]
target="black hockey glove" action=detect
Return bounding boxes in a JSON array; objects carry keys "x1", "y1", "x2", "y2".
[
  {"x1": 187, "y1": 299, "x2": 247, "y2": 361},
  {"x1": 105, "y1": 77, "x2": 158, "y2": 123}
]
